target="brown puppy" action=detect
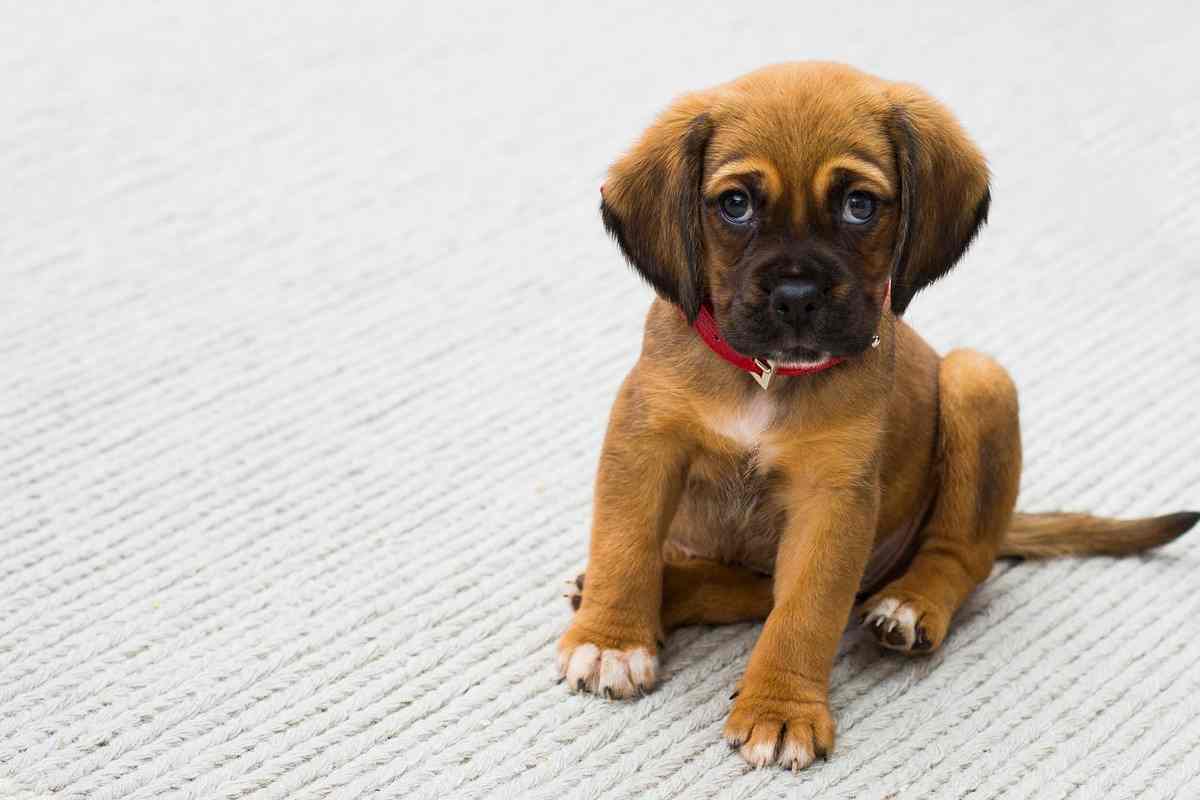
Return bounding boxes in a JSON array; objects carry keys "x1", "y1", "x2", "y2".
[{"x1": 558, "y1": 62, "x2": 1198, "y2": 771}]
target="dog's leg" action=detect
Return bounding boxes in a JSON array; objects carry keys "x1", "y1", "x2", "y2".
[
  {"x1": 662, "y1": 558, "x2": 775, "y2": 629},
  {"x1": 556, "y1": 382, "x2": 688, "y2": 698},
  {"x1": 859, "y1": 348, "x2": 1021, "y2": 653},
  {"x1": 566, "y1": 558, "x2": 775, "y2": 630},
  {"x1": 725, "y1": 480, "x2": 879, "y2": 770}
]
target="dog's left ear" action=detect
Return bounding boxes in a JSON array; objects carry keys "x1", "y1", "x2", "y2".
[
  {"x1": 600, "y1": 93, "x2": 715, "y2": 323},
  {"x1": 887, "y1": 84, "x2": 991, "y2": 315}
]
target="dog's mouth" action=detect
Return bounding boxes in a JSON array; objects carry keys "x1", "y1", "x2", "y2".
[
  {"x1": 720, "y1": 294, "x2": 877, "y2": 365},
  {"x1": 764, "y1": 345, "x2": 831, "y2": 366},
  {"x1": 720, "y1": 319, "x2": 839, "y2": 366}
]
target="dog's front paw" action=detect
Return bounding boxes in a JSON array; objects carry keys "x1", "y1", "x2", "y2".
[
  {"x1": 556, "y1": 615, "x2": 659, "y2": 699},
  {"x1": 857, "y1": 590, "x2": 949, "y2": 653},
  {"x1": 723, "y1": 688, "x2": 835, "y2": 771}
]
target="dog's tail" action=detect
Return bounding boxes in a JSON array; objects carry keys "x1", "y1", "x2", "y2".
[{"x1": 999, "y1": 511, "x2": 1200, "y2": 558}]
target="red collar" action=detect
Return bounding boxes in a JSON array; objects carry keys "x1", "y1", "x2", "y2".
[
  {"x1": 691, "y1": 307, "x2": 844, "y2": 389},
  {"x1": 690, "y1": 281, "x2": 889, "y2": 390}
]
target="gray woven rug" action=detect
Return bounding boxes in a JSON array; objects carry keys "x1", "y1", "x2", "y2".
[{"x1": 3, "y1": 3, "x2": 1199, "y2": 798}]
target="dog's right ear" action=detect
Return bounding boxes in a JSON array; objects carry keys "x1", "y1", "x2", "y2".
[{"x1": 600, "y1": 94, "x2": 714, "y2": 323}]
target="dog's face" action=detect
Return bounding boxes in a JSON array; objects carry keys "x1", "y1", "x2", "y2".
[{"x1": 601, "y1": 62, "x2": 990, "y2": 363}]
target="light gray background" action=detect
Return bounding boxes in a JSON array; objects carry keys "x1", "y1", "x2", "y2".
[{"x1": 2, "y1": 3, "x2": 1199, "y2": 799}]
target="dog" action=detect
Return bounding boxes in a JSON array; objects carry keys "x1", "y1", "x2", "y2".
[{"x1": 557, "y1": 62, "x2": 1198, "y2": 771}]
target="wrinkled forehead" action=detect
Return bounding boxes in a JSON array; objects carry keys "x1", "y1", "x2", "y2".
[{"x1": 703, "y1": 79, "x2": 897, "y2": 206}]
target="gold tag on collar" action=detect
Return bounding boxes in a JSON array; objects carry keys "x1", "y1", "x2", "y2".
[{"x1": 751, "y1": 358, "x2": 776, "y2": 390}]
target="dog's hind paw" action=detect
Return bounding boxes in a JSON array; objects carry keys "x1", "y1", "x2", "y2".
[
  {"x1": 857, "y1": 592, "x2": 948, "y2": 654},
  {"x1": 563, "y1": 573, "x2": 584, "y2": 612}
]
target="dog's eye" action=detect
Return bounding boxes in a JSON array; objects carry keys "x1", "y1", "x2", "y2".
[
  {"x1": 842, "y1": 190, "x2": 877, "y2": 224},
  {"x1": 719, "y1": 190, "x2": 754, "y2": 224}
]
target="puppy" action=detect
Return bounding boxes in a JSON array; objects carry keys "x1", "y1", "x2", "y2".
[{"x1": 557, "y1": 62, "x2": 1198, "y2": 771}]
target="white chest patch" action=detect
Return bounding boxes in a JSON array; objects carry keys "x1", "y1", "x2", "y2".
[{"x1": 707, "y1": 393, "x2": 775, "y2": 451}]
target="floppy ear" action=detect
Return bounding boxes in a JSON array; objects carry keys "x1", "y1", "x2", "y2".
[
  {"x1": 600, "y1": 94, "x2": 714, "y2": 323},
  {"x1": 887, "y1": 84, "x2": 991, "y2": 315}
]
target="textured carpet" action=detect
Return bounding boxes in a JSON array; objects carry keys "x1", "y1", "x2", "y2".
[{"x1": 3, "y1": 3, "x2": 1200, "y2": 799}]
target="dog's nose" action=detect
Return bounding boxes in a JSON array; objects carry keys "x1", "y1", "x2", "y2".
[{"x1": 770, "y1": 280, "x2": 822, "y2": 327}]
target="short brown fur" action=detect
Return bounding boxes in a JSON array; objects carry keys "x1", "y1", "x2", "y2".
[{"x1": 560, "y1": 62, "x2": 1197, "y2": 772}]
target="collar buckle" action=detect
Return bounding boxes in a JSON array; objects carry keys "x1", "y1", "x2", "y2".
[{"x1": 751, "y1": 358, "x2": 776, "y2": 390}]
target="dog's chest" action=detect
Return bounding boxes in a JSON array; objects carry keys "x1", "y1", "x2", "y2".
[
  {"x1": 673, "y1": 394, "x2": 788, "y2": 572},
  {"x1": 704, "y1": 393, "x2": 780, "y2": 464}
]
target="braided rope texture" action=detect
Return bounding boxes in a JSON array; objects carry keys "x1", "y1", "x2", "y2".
[{"x1": 3, "y1": 3, "x2": 1199, "y2": 798}]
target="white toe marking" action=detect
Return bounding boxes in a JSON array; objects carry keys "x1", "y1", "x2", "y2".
[
  {"x1": 871, "y1": 597, "x2": 901, "y2": 618},
  {"x1": 864, "y1": 596, "x2": 920, "y2": 648},
  {"x1": 741, "y1": 740, "x2": 778, "y2": 768},
  {"x1": 565, "y1": 643, "x2": 600, "y2": 692},
  {"x1": 561, "y1": 645, "x2": 657, "y2": 697},
  {"x1": 780, "y1": 738, "x2": 814, "y2": 771},
  {"x1": 599, "y1": 649, "x2": 634, "y2": 697},
  {"x1": 894, "y1": 604, "x2": 918, "y2": 629},
  {"x1": 626, "y1": 648, "x2": 657, "y2": 689}
]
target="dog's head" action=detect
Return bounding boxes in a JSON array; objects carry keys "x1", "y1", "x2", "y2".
[{"x1": 600, "y1": 62, "x2": 990, "y2": 364}]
